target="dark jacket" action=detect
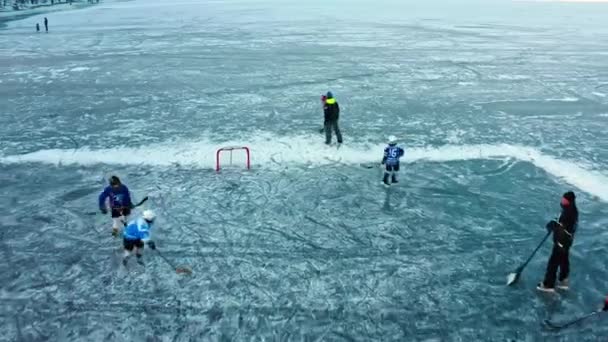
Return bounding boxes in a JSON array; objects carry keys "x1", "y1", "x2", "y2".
[
  {"x1": 324, "y1": 98, "x2": 340, "y2": 122},
  {"x1": 548, "y1": 206, "x2": 578, "y2": 249},
  {"x1": 98, "y1": 184, "x2": 133, "y2": 210}
]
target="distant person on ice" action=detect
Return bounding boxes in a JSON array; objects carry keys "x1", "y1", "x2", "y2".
[
  {"x1": 537, "y1": 191, "x2": 578, "y2": 293},
  {"x1": 323, "y1": 91, "x2": 343, "y2": 145},
  {"x1": 122, "y1": 210, "x2": 156, "y2": 266},
  {"x1": 36, "y1": 23, "x2": 40, "y2": 32},
  {"x1": 98, "y1": 175, "x2": 134, "y2": 237},
  {"x1": 44, "y1": 17, "x2": 48, "y2": 32},
  {"x1": 381, "y1": 136, "x2": 404, "y2": 186}
]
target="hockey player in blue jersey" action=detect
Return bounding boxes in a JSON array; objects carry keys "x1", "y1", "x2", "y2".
[
  {"x1": 381, "y1": 136, "x2": 405, "y2": 186},
  {"x1": 98, "y1": 175, "x2": 134, "y2": 236},
  {"x1": 122, "y1": 210, "x2": 156, "y2": 266}
]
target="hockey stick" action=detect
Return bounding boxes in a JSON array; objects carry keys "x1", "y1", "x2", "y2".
[
  {"x1": 154, "y1": 249, "x2": 192, "y2": 275},
  {"x1": 360, "y1": 163, "x2": 381, "y2": 169},
  {"x1": 544, "y1": 309, "x2": 604, "y2": 330},
  {"x1": 86, "y1": 196, "x2": 149, "y2": 215},
  {"x1": 131, "y1": 196, "x2": 149, "y2": 208},
  {"x1": 506, "y1": 230, "x2": 551, "y2": 286}
]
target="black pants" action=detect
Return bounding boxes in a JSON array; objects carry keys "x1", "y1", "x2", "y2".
[
  {"x1": 111, "y1": 207, "x2": 131, "y2": 218},
  {"x1": 123, "y1": 238, "x2": 144, "y2": 251},
  {"x1": 543, "y1": 245, "x2": 570, "y2": 288},
  {"x1": 325, "y1": 120, "x2": 342, "y2": 144}
]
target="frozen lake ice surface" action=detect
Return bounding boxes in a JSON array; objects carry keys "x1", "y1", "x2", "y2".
[{"x1": 1, "y1": 0, "x2": 608, "y2": 340}]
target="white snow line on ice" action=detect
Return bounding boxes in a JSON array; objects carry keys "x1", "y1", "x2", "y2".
[{"x1": 1, "y1": 137, "x2": 607, "y2": 202}]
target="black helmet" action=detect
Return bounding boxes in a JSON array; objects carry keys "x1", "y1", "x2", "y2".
[
  {"x1": 109, "y1": 175, "x2": 121, "y2": 186},
  {"x1": 561, "y1": 191, "x2": 576, "y2": 207}
]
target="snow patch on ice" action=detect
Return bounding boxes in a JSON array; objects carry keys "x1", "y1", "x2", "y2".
[
  {"x1": 2, "y1": 134, "x2": 607, "y2": 202},
  {"x1": 71, "y1": 67, "x2": 90, "y2": 72},
  {"x1": 493, "y1": 75, "x2": 530, "y2": 80},
  {"x1": 545, "y1": 97, "x2": 579, "y2": 102}
]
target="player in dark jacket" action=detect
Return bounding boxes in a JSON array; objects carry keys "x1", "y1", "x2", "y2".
[
  {"x1": 537, "y1": 191, "x2": 578, "y2": 292},
  {"x1": 98, "y1": 175, "x2": 134, "y2": 236},
  {"x1": 323, "y1": 91, "x2": 343, "y2": 145}
]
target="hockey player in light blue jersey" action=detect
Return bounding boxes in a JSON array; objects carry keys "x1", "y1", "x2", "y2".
[
  {"x1": 381, "y1": 136, "x2": 405, "y2": 186},
  {"x1": 122, "y1": 210, "x2": 157, "y2": 266}
]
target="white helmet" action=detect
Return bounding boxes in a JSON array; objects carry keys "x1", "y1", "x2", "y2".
[
  {"x1": 142, "y1": 210, "x2": 156, "y2": 222},
  {"x1": 388, "y1": 135, "x2": 398, "y2": 144}
]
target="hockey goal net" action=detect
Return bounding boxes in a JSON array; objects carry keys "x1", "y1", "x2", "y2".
[{"x1": 216, "y1": 146, "x2": 251, "y2": 172}]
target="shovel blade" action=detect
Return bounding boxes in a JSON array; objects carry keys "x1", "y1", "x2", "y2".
[{"x1": 506, "y1": 272, "x2": 519, "y2": 286}]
